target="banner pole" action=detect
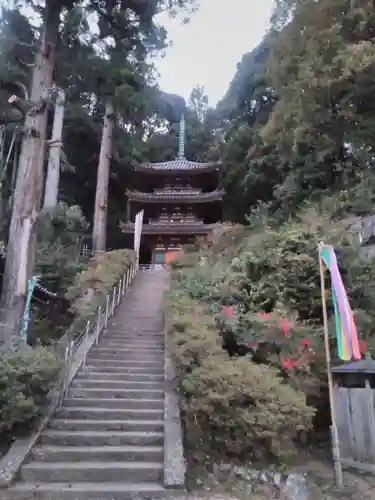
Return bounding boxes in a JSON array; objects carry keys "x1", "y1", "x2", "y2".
[{"x1": 318, "y1": 242, "x2": 343, "y2": 487}]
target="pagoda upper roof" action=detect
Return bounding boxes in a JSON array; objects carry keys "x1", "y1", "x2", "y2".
[
  {"x1": 126, "y1": 188, "x2": 224, "y2": 203},
  {"x1": 134, "y1": 158, "x2": 222, "y2": 175}
]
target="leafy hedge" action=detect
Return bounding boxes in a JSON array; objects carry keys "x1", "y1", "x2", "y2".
[
  {"x1": 62, "y1": 249, "x2": 135, "y2": 342},
  {"x1": 0, "y1": 345, "x2": 61, "y2": 437},
  {"x1": 167, "y1": 210, "x2": 375, "y2": 459},
  {"x1": 167, "y1": 292, "x2": 315, "y2": 461}
]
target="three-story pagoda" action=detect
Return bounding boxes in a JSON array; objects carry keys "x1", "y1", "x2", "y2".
[{"x1": 121, "y1": 116, "x2": 224, "y2": 265}]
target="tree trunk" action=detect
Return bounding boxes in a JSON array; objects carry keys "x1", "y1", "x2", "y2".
[
  {"x1": 44, "y1": 88, "x2": 65, "y2": 209},
  {"x1": 0, "y1": 8, "x2": 60, "y2": 342},
  {"x1": 92, "y1": 102, "x2": 115, "y2": 253}
]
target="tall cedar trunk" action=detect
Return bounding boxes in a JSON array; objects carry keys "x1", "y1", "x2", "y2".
[
  {"x1": 43, "y1": 88, "x2": 65, "y2": 209},
  {"x1": 0, "y1": 8, "x2": 60, "y2": 342},
  {"x1": 92, "y1": 102, "x2": 114, "y2": 252}
]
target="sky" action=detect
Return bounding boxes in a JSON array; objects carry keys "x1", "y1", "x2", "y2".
[{"x1": 155, "y1": 0, "x2": 274, "y2": 107}]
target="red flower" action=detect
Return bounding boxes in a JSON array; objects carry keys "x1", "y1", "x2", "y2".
[
  {"x1": 359, "y1": 340, "x2": 368, "y2": 354},
  {"x1": 279, "y1": 318, "x2": 289, "y2": 335},
  {"x1": 280, "y1": 356, "x2": 296, "y2": 369},
  {"x1": 257, "y1": 312, "x2": 269, "y2": 319},
  {"x1": 300, "y1": 337, "x2": 311, "y2": 346},
  {"x1": 248, "y1": 341, "x2": 258, "y2": 348},
  {"x1": 222, "y1": 306, "x2": 233, "y2": 317}
]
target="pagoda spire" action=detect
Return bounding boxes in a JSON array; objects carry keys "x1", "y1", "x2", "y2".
[{"x1": 177, "y1": 114, "x2": 185, "y2": 159}]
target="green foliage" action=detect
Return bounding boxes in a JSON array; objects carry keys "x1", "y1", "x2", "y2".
[
  {"x1": 184, "y1": 357, "x2": 314, "y2": 459},
  {"x1": 217, "y1": 0, "x2": 375, "y2": 223},
  {"x1": 66, "y1": 249, "x2": 135, "y2": 320},
  {"x1": 36, "y1": 202, "x2": 90, "y2": 292},
  {"x1": 168, "y1": 284, "x2": 315, "y2": 461},
  {"x1": 0, "y1": 345, "x2": 61, "y2": 434},
  {"x1": 172, "y1": 213, "x2": 375, "y2": 347},
  {"x1": 168, "y1": 213, "x2": 375, "y2": 457}
]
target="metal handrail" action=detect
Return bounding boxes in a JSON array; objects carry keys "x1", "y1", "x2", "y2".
[{"x1": 57, "y1": 263, "x2": 137, "y2": 407}]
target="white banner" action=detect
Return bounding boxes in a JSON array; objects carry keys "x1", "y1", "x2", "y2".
[{"x1": 133, "y1": 210, "x2": 144, "y2": 268}]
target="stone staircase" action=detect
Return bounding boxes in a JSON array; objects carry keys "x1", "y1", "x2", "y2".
[{"x1": 7, "y1": 268, "x2": 180, "y2": 499}]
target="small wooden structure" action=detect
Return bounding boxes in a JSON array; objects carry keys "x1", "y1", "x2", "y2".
[{"x1": 332, "y1": 358, "x2": 375, "y2": 472}]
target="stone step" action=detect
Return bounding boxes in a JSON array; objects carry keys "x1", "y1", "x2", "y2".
[
  {"x1": 20, "y1": 461, "x2": 163, "y2": 483},
  {"x1": 104, "y1": 336, "x2": 164, "y2": 343},
  {"x1": 107, "y1": 326, "x2": 164, "y2": 334},
  {"x1": 40, "y1": 430, "x2": 164, "y2": 447},
  {"x1": 99, "y1": 342, "x2": 164, "y2": 350},
  {"x1": 31, "y1": 444, "x2": 164, "y2": 462},
  {"x1": 92, "y1": 346, "x2": 164, "y2": 353},
  {"x1": 72, "y1": 379, "x2": 164, "y2": 390},
  {"x1": 83, "y1": 364, "x2": 164, "y2": 374},
  {"x1": 72, "y1": 378, "x2": 164, "y2": 390},
  {"x1": 89, "y1": 349, "x2": 164, "y2": 360},
  {"x1": 106, "y1": 332, "x2": 164, "y2": 338},
  {"x1": 56, "y1": 406, "x2": 164, "y2": 420},
  {"x1": 85, "y1": 358, "x2": 164, "y2": 367},
  {"x1": 77, "y1": 371, "x2": 164, "y2": 382},
  {"x1": 109, "y1": 318, "x2": 162, "y2": 323},
  {"x1": 63, "y1": 397, "x2": 164, "y2": 410},
  {"x1": 104, "y1": 337, "x2": 164, "y2": 344},
  {"x1": 49, "y1": 419, "x2": 164, "y2": 432},
  {"x1": 67, "y1": 387, "x2": 164, "y2": 399},
  {"x1": 9, "y1": 481, "x2": 168, "y2": 499}
]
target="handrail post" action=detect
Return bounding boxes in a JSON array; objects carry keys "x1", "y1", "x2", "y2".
[
  {"x1": 58, "y1": 345, "x2": 70, "y2": 409},
  {"x1": 117, "y1": 279, "x2": 122, "y2": 306},
  {"x1": 95, "y1": 307, "x2": 102, "y2": 344},
  {"x1": 111, "y1": 286, "x2": 116, "y2": 315},
  {"x1": 105, "y1": 293, "x2": 109, "y2": 328},
  {"x1": 122, "y1": 272, "x2": 126, "y2": 295},
  {"x1": 64, "y1": 341, "x2": 74, "y2": 401},
  {"x1": 83, "y1": 320, "x2": 90, "y2": 367}
]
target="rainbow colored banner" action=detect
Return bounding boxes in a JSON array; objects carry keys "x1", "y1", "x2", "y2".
[{"x1": 320, "y1": 244, "x2": 360, "y2": 361}]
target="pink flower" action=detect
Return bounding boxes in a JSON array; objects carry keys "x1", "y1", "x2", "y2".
[
  {"x1": 300, "y1": 337, "x2": 311, "y2": 346},
  {"x1": 279, "y1": 318, "x2": 289, "y2": 335},
  {"x1": 222, "y1": 306, "x2": 233, "y2": 317},
  {"x1": 281, "y1": 356, "x2": 295, "y2": 369},
  {"x1": 257, "y1": 311, "x2": 269, "y2": 319},
  {"x1": 360, "y1": 340, "x2": 368, "y2": 354}
]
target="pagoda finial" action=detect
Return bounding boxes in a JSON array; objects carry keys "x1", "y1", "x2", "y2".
[{"x1": 177, "y1": 114, "x2": 185, "y2": 159}]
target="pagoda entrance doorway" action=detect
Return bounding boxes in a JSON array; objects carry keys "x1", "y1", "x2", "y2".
[
  {"x1": 152, "y1": 244, "x2": 181, "y2": 266},
  {"x1": 139, "y1": 242, "x2": 152, "y2": 265}
]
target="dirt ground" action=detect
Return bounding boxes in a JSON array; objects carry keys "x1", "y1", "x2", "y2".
[{"x1": 187, "y1": 451, "x2": 375, "y2": 499}]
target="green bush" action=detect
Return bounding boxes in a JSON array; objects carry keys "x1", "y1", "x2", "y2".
[
  {"x1": 36, "y1": 202, "x2": 90, "y2": 292},
  {"x1": 183, "y1": 356, "x2": 315, "y2": 460},
  {"x1": 53, "y1": 249, "x2": 135, "y2": 352},
  {"x1": 65, "y1": 249, "x2": 134, "y2": 326},
  {"x1": 167, "y1": 209, "x2": 375, "y2": 460},
  {"x1": 168, "y1": 293, "x2": 315, "y2": 460},
  {"x1": 0, "y1": 346, "x2": 61, "y2": 433}
]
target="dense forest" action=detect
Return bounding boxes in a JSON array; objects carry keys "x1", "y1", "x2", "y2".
[
  {"x1": 4, "y1": 0, "x2": 375, "y2": 247},
  {"x1": 2, "y1": 0, "x2": 375, "y2": 472}
]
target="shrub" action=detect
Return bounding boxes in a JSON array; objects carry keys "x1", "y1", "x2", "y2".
[
  {"x1": 36, "y1": 202, "x2": 90, "y2": 292},
  {"x1": 0, "y1": 345, "x2": 61, "y2": 433},
  {"x1": 168, "y1": 294, "x2": 224, "y2": 373},
  {"x1": 168, "y1": 292, "x2": 315, "y2": 460},
  {"x1": 66, "y1": 249, "x2": 135, "y2": 320},
  {"x1": 182, "y1": 356, "x2": 315, "y2": 460}
]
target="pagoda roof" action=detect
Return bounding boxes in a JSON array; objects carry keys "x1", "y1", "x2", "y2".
[
  {"x1": 134, "y1": 158, "x2": 222, "y2": 175},
  {"x1": 126, "y1": 188, "x2": 224, "y2": 203},
  {"x1": 121, "y1": 221, "x2": 219, "y2": 235}
]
